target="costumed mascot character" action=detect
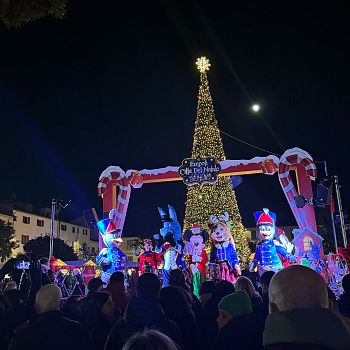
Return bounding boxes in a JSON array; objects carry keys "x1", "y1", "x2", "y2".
[
  {"x1": 274, "y1": 228, "x2": 295, "y2": 267},
  {"x1": 184, "y1": 224, "x2": 209, "y2": 297},
  {"x1": 304, "y1": 241, "x2": 327, "y2": 281},
  {"x1": 250, "y1": 208, "x2": 296, "y2": 276},
  {"x1": 137, "y1": 239, "x2": 162, "y2": 275},
  {"x1": 153, "y1": 205, "x2": 185, "y2": 287},
  {"x1": 209, "y1": 212, "x2": 241, "y2": 283},
  {"x1": 96, "y1": 218, "x2": 127, "y2": 283}
]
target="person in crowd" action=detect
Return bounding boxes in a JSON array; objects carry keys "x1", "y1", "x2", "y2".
[
  {"x1": 3, "y1": 289, "x2": 29, "y2": 333},
  {"x1": 327, "y1": 287, "x2": 339, "y2": 312},
  {"x1": 122, "y1": 329, "x2": 180, "y2": 350},
  {"x1": 62, "y1": 295, "x2": 80, "y2": 321},
  {"x1": 106, "y1": 271, "x2": 129, "y2": 315},
  {"x1": 254, "y1": 271, "x2": 275, "y2": 321},
  {"x1": 4, "y1": 280, "x2": 17, "y2": 292},
  {"x1": 169, "y1": 268, "x2": 201, "y2": 317},
  {"x1": 264, "y1": 265, "x2": 350, "y2": 350},
  {"x1": 198, "y1": 281, "x2": 216, "y2": 309},
  {"x1": 76, "y1": 277, "x2": 105, "y2": 322},
  {"x1": 0, "y1": 293, "x2": 12, "y2": 349},
  {"x1": 198, "y1": 280, "x2": 235, "y2": 350},
  {"x1": 105, "y1": 273, "x2": 183, "y2": 350},
  {"x1": 84, "y1": 291, "x2": 116, "y2": 350},
  {"x1": 39, "y1": 257, "x2": 52, "y2": 286},
  {"x1": 208, "y1": 263, "x2": 221, "y2": 285},
  {"x1": 216, "y1": 290, "x2": 263, "y2": 349},
  {"x1": 338, "y1": 273, "x2": 350, "y2": 318},
  {"x1": 159, "y1": 286, "x2": 200, "y2": 349},
  {"x1": 235, "y1": 276, "x2": 262, "y2": 309},
  {"x1": 9, "y1": 284, "x2": 89, "y2": 350}
]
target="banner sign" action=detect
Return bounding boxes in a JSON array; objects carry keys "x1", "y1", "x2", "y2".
[{"x1": 179, "y1": 157, "x2": 221, "y2": 186}]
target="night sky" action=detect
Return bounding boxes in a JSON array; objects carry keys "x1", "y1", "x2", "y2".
[{"x1": 0, "y1": 1, "x2": 349, "y2": 236}]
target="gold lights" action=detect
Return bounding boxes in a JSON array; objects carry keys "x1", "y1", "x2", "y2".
[
  {"x1": 196, "y1": 57, "x2": 211, "y2": 73},
  {"x1": 184, "y1": 58, "x2": 250, "y2": 262}
]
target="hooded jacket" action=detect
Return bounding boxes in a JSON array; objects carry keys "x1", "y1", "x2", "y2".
[
  {"x1": 263, "y1": 308, "x2": 350, "y2": 350},
  {"x1": 104, "y1": 296, "x2": 183, "y2": 350}
]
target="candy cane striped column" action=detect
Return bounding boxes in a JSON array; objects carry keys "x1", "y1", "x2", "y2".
[{"x1": 278, "y1": 149, "x2": 317, "y2": 230}]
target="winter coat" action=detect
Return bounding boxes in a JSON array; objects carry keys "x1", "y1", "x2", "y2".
[
  {"x1": 84, "y1": 315, "x2": 114, "y2": 350},
  {"x1": 264, "y1": 308, "x2": 350, "y2": 350},
  {"x1": 9, "y1": 310, "x2": 89, "y2": 350},
  {"x1": 105, "y1": 282, "x2": 129, "y2": 315},
  {"x1": 104, "y1": 296, "x2": 183, "y2": 350},
  {"x1": 338, "y1": 292, "x2": 350, "y2": 319},
  {"x1": 218, "y1": 312, "x2": 264, "y2": 350}
]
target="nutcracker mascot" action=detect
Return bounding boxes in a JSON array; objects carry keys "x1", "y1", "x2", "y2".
[
  {"x1": 153, "y1": 205, "x2": 185, "y2": 286},
  {"x1": 184, "y1": 224, "x2": 209, "y2": 297},
  {"x1": 96, "y1": 218, "x2": 127, "y2": 283},
  {"x1": 250, "y1": 208, "x2": 296, "y2": 275},
  {"x1": 209, "y1": 212, "x2": 241, "y2": 283},
  {"x1": 138, "y1": 239, "x2": 162, "y2": 275}
]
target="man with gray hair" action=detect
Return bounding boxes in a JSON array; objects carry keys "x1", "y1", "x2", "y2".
[
  {"x1": 264, "y1": 265, "x2": 350, "y2": 350},
  {"x1": 9, "y1": 284, "x2": 89, "y2": 350}
]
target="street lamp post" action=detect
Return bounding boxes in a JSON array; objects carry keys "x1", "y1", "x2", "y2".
[
  {"x1": 49, "y1": 198, "x2": 57, "y2": 259},
  {"x1": 334, "y1": 175, "x2": 347, "y2": 247},
  {"x1": 49, "y1": 198, "x2": 71, "y2": 259}
]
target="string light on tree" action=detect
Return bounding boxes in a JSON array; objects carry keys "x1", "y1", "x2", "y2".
[
  {"x1": 184, "y1": 57, "x2": 250, "y2": 262},
  {"x1": 196, "y1": 57, "x2": 211, "y2": 73}
]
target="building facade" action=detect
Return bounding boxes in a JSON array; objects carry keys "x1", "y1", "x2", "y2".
[{"x1": 0, "y1": 201, "x2": 98, "y2": 258}]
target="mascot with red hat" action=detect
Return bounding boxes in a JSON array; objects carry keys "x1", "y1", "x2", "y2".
[
  {"x1": 138, "y1": 239, "x2": 162, "y2": 275},
  {"x1": 184, "y1": 224, "x2": 209, "y2": 297},
  {"x1": 96, "y1": 218, "x2": 127, "y2": 283},
  {"x1": 250, "y1": 208, "x2": 296, "y2": 275}
]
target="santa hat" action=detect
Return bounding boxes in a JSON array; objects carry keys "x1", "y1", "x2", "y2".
[
  {"x1": 254, "y1": 208, "x2": 276, "y2": 226},
  {"x1": 192, "y1": 224, "x2": 201, "y2": 234},
  {"x1": 97, "y1": 218, "x2": 119, "y2": 235}
]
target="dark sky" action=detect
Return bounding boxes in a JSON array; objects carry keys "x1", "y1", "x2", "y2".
[{"x1": 0, "y1": 1, "x2": 349, "y2": 235}]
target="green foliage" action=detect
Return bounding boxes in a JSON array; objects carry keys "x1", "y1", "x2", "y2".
[
  {"x1": 77, "y1": 242, "x2": 96, "y2": 261},
  {"x1": 0, "y1": 218, "x2": 18, "y2": 262},
  {"x1": 0, "y1": 0, "x2": 67, "y2": 28},
  {"x1": 24, "y1": 236, "x2": 77, "y2": 261}
]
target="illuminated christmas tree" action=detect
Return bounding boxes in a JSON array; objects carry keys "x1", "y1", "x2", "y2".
[{"x1": 183, "y1": 57, "x2": 250, "y2": 262}]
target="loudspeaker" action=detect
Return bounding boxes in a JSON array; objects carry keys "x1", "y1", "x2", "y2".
[{"x1": 83, "y1": 208, "x2": 99, "y2": 227}]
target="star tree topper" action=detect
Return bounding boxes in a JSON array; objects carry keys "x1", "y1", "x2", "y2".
[{"x1": 196, "y1": 57, "x2": 211, "y2": 73}]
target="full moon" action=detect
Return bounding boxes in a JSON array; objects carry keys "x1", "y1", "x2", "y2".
[{"x1": 252, "y1": 104, "x2": 260, "y2": 112}]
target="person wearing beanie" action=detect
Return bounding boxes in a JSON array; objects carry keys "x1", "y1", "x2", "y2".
[
  {"x1": 217, "y1": 290, "x2": 252, "y2": 330},
  {"x1": 216, "y1": 290, "x2": 264, "y2": 350}
]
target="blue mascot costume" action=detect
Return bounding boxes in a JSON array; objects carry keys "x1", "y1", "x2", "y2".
[
  {"x1": 96, "y1": 218, "x2": 127, "y2": 283},
  {"x1": 153, "y1": 205, "x2": 186, "y2": 287},
  {"x1": 250, "y1": 208, "x2": 296, "y2": 276}
]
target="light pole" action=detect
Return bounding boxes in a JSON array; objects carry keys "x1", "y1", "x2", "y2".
[
  {"x1": 324, "y1": 162, "x2": 338, "y2": 253},
  {"x1": 49, "y1": 198, "x2": 71, "y2": 259},
  {"x1": 49, "y1": 198, "x2": 57, "y2": 259},
  {"x1": 334, "y1": 175, "x2": 347, "y2": 247}
]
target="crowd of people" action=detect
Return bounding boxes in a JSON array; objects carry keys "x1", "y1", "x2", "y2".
[{"x1": 1, "y1": 263, "x2": 350, "y2": 350}]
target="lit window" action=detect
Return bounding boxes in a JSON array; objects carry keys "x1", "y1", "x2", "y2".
[
  {"x1": 23, "y1": 216, "x2": 30, "y2": 224},
  {"x1": 21, "y1": 235, "x2": 29, "y2": 244},
  {"x1": 303, "y1": 236, "x2": 313, "y2": 251}
]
